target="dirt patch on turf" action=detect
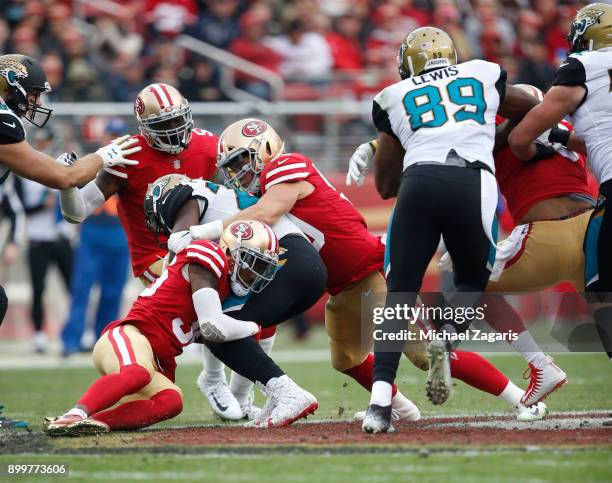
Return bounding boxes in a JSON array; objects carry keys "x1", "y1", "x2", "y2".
[{"x1": 135, "y1": 413, "x2": 612, "y2": 448}]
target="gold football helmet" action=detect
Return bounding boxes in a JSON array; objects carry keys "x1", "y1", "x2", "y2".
[
  {"x1": 217, "y1": 118, "x2": 284, "y2": 193},
  {"x1": 398, "y1": 27, "x2": 457, "y2": 79},
  {"x1": 568, "y1": 3, "x2": 612, "y2": 53},
  {"x1": 134, "y1": 83, "x2": 193, "y2": 155},
  {"x1": 144, "y1": 173, "x2": 191, "y2": 244},
  {"x1": 219, "y1": 220, "x2": 280, "y2": 295}
]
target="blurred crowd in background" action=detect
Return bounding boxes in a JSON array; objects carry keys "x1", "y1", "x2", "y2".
[{"x1": 0, "y1": 0, "x2": 592, "y2": 103}]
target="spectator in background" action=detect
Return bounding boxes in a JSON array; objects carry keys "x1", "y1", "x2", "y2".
[
  {"x1": 266, "y1": 19, "x2": 332, "y2": 83},
  {"x1": 464, "y1": 0, "x2": 515, "y2": 59},
  {"x1": 230, "y1": 10, "x2": 282, "y2": 99},
  {"x1": 90, "y1": 14, "x2": 144, "y2": 64},
  {"x1": 179, "y1": 56, "x2": 226, "y2": 101},
  {"x1": 145, "y1": 0, "x2": 198, "y2": 37},
  {"x1": 19, "y1": 130, "x2": 74, "y2": 354},
  {"x1": 9, "y1": 24, "x2": 40, "y2": 59},
  {"x1": 41, "y1": 53, "x2": 64, "y2": 101},
  {"x1": 107, "y1": 60, "x2": 147, "y2": 102},
  {"x1": 325, "y1": 13, "x2": 364, "y2": 73},
  {"x1": 516, "y1": 37, "x2": 556, "y2": 91},
  {"x1": 0, "y1": 174, "x2": 25, "y2": 272},
  {"x1": 61, "y1": 119, "x2": 130, "y2": 357},
  {"x1": 186, "y1": 0, "x2": 241, "y2": 49},
  {"x1": 433, "y1": 3, "x2": 473, "y2": 61}
]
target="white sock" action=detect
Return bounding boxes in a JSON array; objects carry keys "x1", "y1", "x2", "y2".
[
  {"x1": 201, "y1": 345, "x2": 226, "y2": 382},
  {"x1": 65, "y1": 407, "x2": 88, "y2": 419},
  {"x1": 498, "y1": 380, "x2": 524, "y2": 408},
  {"x1": 510, "y1": 331, "x2": 548, "y2": 368},
  {"x1": 370, "y1": 381, "x2": 393, "y2": 407},
  {"x1": 230, "y1": 334, "x2": 276, "y2": 405}
]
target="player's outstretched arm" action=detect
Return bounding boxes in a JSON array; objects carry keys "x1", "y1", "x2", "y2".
[
  {"x1": 190, "y1": 181, "x2": 311, "y2": 241},
  {"x1": 167, "y1": 198, "x2": 201, "y2": 254},
  {"x1": 508, "y1": 85, "x2": 585, "y2": 160},
  {"x1": 0, "y1": 141, "x2": 103, "y2": 189},
  {"x1": 373, "y1": 132, "x2": 404, "y2": 199}
]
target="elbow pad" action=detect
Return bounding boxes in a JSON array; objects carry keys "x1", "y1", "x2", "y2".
[{"x1": 60, "y1": 181, "x2": 105, "y2": 223}]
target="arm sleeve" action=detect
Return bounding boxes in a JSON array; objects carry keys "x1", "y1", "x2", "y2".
[
  {"x1": 159, "y1": 183, "x2": 203, "y2": 231},
  {"x1": 181, "y1": 240, "x2": 228, "y2": 280},
  {"x1": 261, "y1": 154, "x2": 312, "y2": 192},
  {"x1": 372, "y1": 100, "x2": 399, "y2": 140},
  {"x1": 0, "y1": 112, "x2": 25, "y2": 145},
  {"x1": 553, "y1": 57, "x2": 587, "y2": 88},
  {"x1": 60, "y1": 180, "x2": 106, "y2": 223},
  {"x1": 495, "y1": 67, "x2": 507, "y2": 105}
]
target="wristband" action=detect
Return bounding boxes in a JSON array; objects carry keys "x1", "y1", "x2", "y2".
[
  {"x1": 527, "y1": 143, "x2": 556, "y2": 163},
  {"x1": 548, "y1": 126, "x2": 571, "y2": 147}
]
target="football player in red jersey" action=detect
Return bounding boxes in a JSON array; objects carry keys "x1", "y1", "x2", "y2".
[
  {"x1": 59, "y1": 82, "x2": 218, "y2": 284},
  {"x1": 183, "y1": 118, "x2": 545, "y2": 426},
  {"x1": 44, "y1": 220, "x2": 318, "y2": 436}
]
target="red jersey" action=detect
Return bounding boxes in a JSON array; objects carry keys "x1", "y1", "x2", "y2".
[
  {"x1": 260, "y1": 152, "x2": 384, "y2": 295},
  {"x1": 106, "y1": 129, "x2": 218, "y2": 277},
  {"x1": 103, "y1": 240, "x2": 230, "y2": 381},
  {"x1": 494, "y1": 116, "x2": 591, "y2": 224}
]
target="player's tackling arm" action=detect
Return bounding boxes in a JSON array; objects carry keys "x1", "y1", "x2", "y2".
[{"x1": 508, "y1": 85, "x2": 586, "y2": 160}]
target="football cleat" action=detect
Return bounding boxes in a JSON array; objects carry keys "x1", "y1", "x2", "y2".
[
  {"x1": 515, "y1": 402, "x2": 547, "y2": 422},
  {"x1": 362, "y1": 404, "x2": 394, "y2": 434},
  {"x1": 240, "y1": 391, "x2": 262, "y2": 421},
  {"x1": 354, "y1": 390, "x2": 420, "y2": 422},
  {"x1": 246, "y1": 375, "x2": 317, "y2": 428},
  {"x1": 426, "y1": 340, "x2": 452, "y2": 405},
  {"x1": 197, "y1": 371, "x2": 243, "y2": 421},
  {"x1": 44, "y1": 415, "x2": 109, "y2": 437},
  {"x1": 520, "y1": 357, "x2": 567, "y2": 407}
]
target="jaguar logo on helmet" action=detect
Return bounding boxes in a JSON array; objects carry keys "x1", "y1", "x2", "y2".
[
  {"x1": 571, "y1": 9, "x2": 604, "y2": 43},
  {"x1": 0, "y1": 60, "x2": 28, "y2": 88},
  {"x1": 242, "y1": 120, "x2": 267, "y2": 137},
  {"x1": 229, "y1": 221, "x2": 254, "y2": 241}
]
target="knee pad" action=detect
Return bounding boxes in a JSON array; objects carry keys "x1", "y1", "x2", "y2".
[
  {"x1": 0, "y1": 284, "x2": 7, "y2": 326},
  {"x1": 152, "y1": 388, "x2": 183, "y2": 419},
  {"x1": 120, "y1": 364, "x2": 152, "y2": 391}
]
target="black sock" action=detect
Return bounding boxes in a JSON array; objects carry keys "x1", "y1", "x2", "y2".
[
  {"x1": 205, "y1": 336, "x2": 284, "y2": 385},
  {"x1": 593, "y1": 306, "x2": 612, "y2": 359},
  {"x1": 0, "y1": 284, "x2": 7, "y2": 326}
]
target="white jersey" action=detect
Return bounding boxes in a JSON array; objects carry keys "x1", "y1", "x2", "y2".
[
  {"x1": 372, "y1": 59, "x2": 506, "y2": 173},
  {"x1": 553, "y1": 48, "x2": 612, "y2": 184},
  {"x1": 184, "y1": 180, "x2": 304, "y2": 241}
]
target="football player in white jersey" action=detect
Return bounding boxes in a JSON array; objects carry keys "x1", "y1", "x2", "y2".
[
  {"x1": 509, "y1": 3, "x2": 612, "y2": 366},
  {"x1": 144, "y1": 174, "x2": 327, "y2": 423},
  {"x1": 363, "y1": 27, "x2": 550, "y2": 433}
]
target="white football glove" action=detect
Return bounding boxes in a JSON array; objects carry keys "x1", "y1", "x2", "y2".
[
  {"x1": 346, "y1": 141, "x2": 376, "y2": 187},
  {"x1": 55, "y1": 151, "x2": 77, "y2": 167},
  {"x1": 96, "y1": 135, "x2": 141, "y2": 169},
  {"x1": 190, "y1": 219, "x2": 224, "y2": 241},
  {"x1": 168, "y1": 230, "x2": 193, "y2": 254}
]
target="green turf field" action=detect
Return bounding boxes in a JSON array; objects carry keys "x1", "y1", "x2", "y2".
[{"x1": 1, "y1": 327, "x2": 611, "y2": 482}]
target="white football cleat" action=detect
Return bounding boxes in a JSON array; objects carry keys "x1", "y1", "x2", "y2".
[
  {"x1": 354, "y1": 390, "x2": 420, "y2": 422},
  {"x1": 246, "y1": 375, "x2": 317, "y2": 428},
  {"x1": 239, "y1": 391, "x2": 262, "y2": 421},
  {"x1": 520, "y1": 357, "x2": 567, "y2": 407},
  {"x1": 515, "y1": 402, "x2": 547, "y2": 422},
  {"x1": 197, "y1": 371, "x2": 243, "y2": 421},
  {"x1": 426, "y1": 340, "x2": 452, "y2": 405}
]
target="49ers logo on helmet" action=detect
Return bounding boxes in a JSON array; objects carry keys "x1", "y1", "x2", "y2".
[
  {"x1": 230, "y1": 221, "x2": 254, "y2": 240},
  {"x1": 241, "y1": 120, "x2": 267, "y2": 137},
  {"x1": 134, "y1": 96, "x2": 145, "y2": 116}
]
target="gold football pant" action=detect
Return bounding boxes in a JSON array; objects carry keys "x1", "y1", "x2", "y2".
[
  {"x1": 93, "y1": 324, "x2": 182, "y2": 403},
  {"x1": 487, "y1": 209, "x2": 592, "y2": 293},
  {"x1": 325, "y1": 270, "x2": 428, "y2": 372}
]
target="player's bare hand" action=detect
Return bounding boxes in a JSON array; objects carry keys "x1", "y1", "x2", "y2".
[
  {"x1": 346, "y1": 141, "x2": 376, "y2": 187},
  {"x1": 96, "y1": 135, "x2": 141, "y2": 168}
]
